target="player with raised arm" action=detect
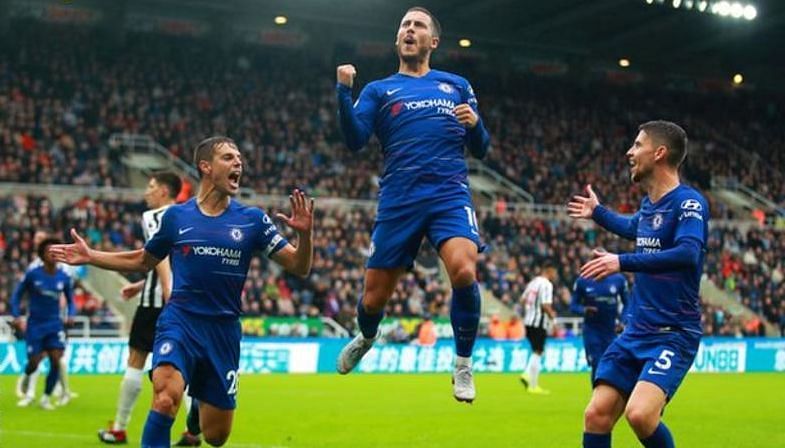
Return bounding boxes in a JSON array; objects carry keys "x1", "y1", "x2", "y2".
[
  {"x1": 98, "y1": 171, "x2": 182, "y2": 445},
  {"x1": 568, "y1": 121, "x2": 709, "y2": 448},
  {"x1": 570, "y1": 272, "x2": 628, "y2": 385},
  {"x1": 12, "y1": 237, "x2": 75, "y2": 410},
  {"x1": 335, "y1": 6, "x2": 491, "y2": 403},
  {"x1": 50, "y1": 136, "x2": 314, "y2": 447}
]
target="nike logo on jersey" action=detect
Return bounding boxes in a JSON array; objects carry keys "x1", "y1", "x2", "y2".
[
  {"x1": 386, "y1": 88, "x2": 402, "y2": 96},
  {"x1": 646, "y1": 368, "x2": 667, "y2": 376},
  {"x1": 178, "y1": 227, "x2": 194, "y2": 235}
]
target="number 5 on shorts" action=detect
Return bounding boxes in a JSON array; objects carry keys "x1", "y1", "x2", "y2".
[{"x1": 655, "y1": 349, "x2": 675, "y2": 370}]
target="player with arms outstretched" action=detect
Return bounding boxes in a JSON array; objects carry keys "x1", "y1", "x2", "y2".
[
  {"x1": 51, "y1": 136, "x2": 314, "y2": 447},
  {"x1": 335, "y1": 6, "x2": 491, "y2": 403},
  {"x1": 568, "y1": 121, "x2": 709, "y2": 448},
  {"x1": 12, "y1": 237, "x2": 75, "y2": 410}
]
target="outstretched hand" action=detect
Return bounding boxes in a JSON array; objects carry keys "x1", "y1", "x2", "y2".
[
  {"x1": 568, "y1": 184, "x2": 600, "y2": 220},
  {"x1": 48, "y1": 228, "x2": 92, "y2": 265},
  {"x1": 580, "y1": 249, "x2": 620, "y2": 281},
  {"x1": 276, "y1": 189, "x2": 314, "y2": 235}
]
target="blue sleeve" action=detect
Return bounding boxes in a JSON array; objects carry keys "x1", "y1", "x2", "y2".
[
  {"x1": 569, "y1": 279, "x2": 585, "y2": 315},
  {"x1": 63, "y1": 274, "x2": 76, "y2": 317},
  {"x1": 461, "y1": 79, "x2": 490, "y2": 159},
  {"x1": 255, "y1": 209, "x2": 289, "y2": 258},
  {"x1": 337, "y1": 83, "x2": 378, "y2": 152},
  {"x1": 144, "y1": 208, "x2": 175, "y2": 260},
  {"x1": 674, "y1": 195, "x2": 709, "y2": 246},
  {"x1": 592, "y1": 205, "x2": 640, "y2": 240},
  {"x1": 619, "y1": 239, "x2": 702, "y2": 273},
  {"x1": 10, "y1": 273, "x2": 28, "y2": 318}
]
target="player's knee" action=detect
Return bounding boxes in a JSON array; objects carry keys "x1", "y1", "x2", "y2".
[
  {"x1": 625, "y1": 406, "x2": 657, "y2": 434},
  {"x1": 152, "y1": 387, "x2": 181, "y2": 416},
  {"x1": 449, "y1": 264, "x2": 476, "y2": 287},
  {"x1": 203, "y1": 429, "x2": 230, "y2": 447},
  {"x1": 584, "y1": 403, "x2": 614, "y2": 432}
]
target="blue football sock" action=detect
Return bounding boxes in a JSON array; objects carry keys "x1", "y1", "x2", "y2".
[
  {"x1": 583, "y1": 432, "x2": 611, "y2": 448},
  {"x1": 356, "y1": 300, "x2": 383, "y2": 339},
  {"x1": 186, "y1": 399, "x2": 201, "y2": 436},
  {"x1": 640, "y1": 422, "x2": 675, "y2": 448},
  {"x1": 141, "y1": 410, "x2": 174, "y2": 448},
  {"x1": 450, "y1": 283, "x2": 481, "y2": 357},
  {"x1": 44, "y1": 363, "x2": 59, "y2": 395}
]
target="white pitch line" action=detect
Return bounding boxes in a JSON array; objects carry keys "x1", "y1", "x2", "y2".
[{"x1": 0, "y1": 430, "x2": 286, "y2": 448}]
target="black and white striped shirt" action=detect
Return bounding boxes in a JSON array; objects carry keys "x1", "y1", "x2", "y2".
[
  {"x1": 139, "y1": 205, "x2": 170, "y2": 308},
  {"x1": 522, "y1": 276, "x2": 554, "y2": 329}
]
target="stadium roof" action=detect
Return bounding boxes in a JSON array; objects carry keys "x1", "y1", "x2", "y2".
[
  {"x1": 34, "y1": 0, "x2": 785, "y2": 83},
  {"x1": 135, "y1": 0, "x2": 784, "y2": 80}
]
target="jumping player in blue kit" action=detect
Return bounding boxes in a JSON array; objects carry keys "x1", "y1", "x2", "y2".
[
  {"x1": 11, "y1": 237, "x2": 75, "y2": 410},
  {"x1": 568, "y1": 121, "x2": 709, "y2": 448},
  {"x1": 570, "y1": 273, "x2": 628, "y2": 384},
  {"x1": 335, "y1": 6, "x2": 491, "y2": 403},
  {"x1": 50, "y1": 136, "x2": 314, "y2": 447}
]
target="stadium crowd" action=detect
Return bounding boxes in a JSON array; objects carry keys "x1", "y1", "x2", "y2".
[
  {"x1": 2, "y1": 23, "x2": 784, "y2": 217},
  {"x1": 1, "y1": 193, "x2": 781, "y2": 336}
]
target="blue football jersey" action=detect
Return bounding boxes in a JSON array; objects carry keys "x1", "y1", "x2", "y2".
[
  {"x1": 338, "y1": 69, "x2": 490, "y2": 219},
  {"x1": 10, "y1": 265, "x2": 75, "y2": 332},
  {"x1": 144, "y1": 198, "x2": 288, "y2": 318},
  {"x1": 620, "y1": 185, "x2": 709, "y2": 336},
  {"x1": 571, "y1": 274, "x2": 628, "y2": 337}
]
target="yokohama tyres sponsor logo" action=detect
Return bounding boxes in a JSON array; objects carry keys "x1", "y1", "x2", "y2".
[{"x1": 192, "y1": 246, "x2": 242, "y2": 258}]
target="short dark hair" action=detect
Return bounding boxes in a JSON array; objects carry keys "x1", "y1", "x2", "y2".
[
  {"x1": 37, "y1": 237, "x2": 61, "y2": 260},
  {"x1": 151, "y1": 171, "x2": 182, "y2": 199},
  {"x1": 406, "y1": 6, "x2": 441, "y2": 37},
  {"x1": 193, "y1": 136, "x2": 236, "y2": 178},
  {"x1": 541, "y1": 260, "x2": 556, "y2": 271},
  {"x1": 638, "y1": 120, "x2": 688, "y2": 168}
]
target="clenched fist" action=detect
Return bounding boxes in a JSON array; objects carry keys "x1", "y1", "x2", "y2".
[{"x1": 337, "y1": 64, "x2": 357, "y2": 88}]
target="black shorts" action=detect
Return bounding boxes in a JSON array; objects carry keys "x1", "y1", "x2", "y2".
[
  {"x1": 525, "y1": 326, "x2": 547, "y2": 353},
  {"x1": 128, "y1": 306, "x2": 163, "y2": 353}
]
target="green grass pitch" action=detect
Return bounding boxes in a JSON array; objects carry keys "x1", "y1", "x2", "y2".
[{"x1": 1, "y1": 373, "x2": 782, "y2": 447}]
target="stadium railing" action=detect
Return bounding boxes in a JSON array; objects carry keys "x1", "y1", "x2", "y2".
[{"x1": 0, "y1": 315, "x2": 124, "y2": 341}]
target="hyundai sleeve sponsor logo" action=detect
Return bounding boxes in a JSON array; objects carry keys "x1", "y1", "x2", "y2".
[{"x1": 680, "y1": 199, "x2": 702, "y2": 211}]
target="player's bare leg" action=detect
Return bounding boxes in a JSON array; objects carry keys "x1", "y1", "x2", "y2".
[
  {"x1": 199, "y1": 401, "x2": 234, "y2": 447},
  {"x1": 337, "y1": 267, "x2": 405, "y2": 374},
  {"x1": 626, "y1": 381, "x2": 674, "y2": 446},
  {"x1": 99, "y1": 347, "x2": 149, "y2": 444},
  {"x1": 583, "y1": 383, "x2": 626, "y2": 447},
  {"x1": 440, "y1": 237, "x2": 480, "y2": 403},
  {"x1": 141, "y1": 365, "x2": 185, "y2": 446}
]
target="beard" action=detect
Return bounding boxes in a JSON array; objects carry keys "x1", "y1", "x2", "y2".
[{"x1": 398, "y1": 43, "x2": 430, "y2": 64}]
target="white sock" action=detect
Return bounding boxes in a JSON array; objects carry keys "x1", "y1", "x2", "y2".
[
  {"x1": 528, "y1": 353, "x2": 541, "y2": 389},
  {"x1": 113, "y1": 367, "x2": 144, "y2": 431},
  {"x1": 27, "y1": 371, "x2": 40, "y2": 398},
  {"x1": 455, "y1": 355, "x2": 472, "y2": 368},
  {"x1": 58, "y1": 357, "x2": 70, "y2": 394}
]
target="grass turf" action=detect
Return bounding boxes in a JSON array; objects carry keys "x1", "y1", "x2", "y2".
[{"x1": 1, "y1": 373, "x2": 782, "y2": 447}]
